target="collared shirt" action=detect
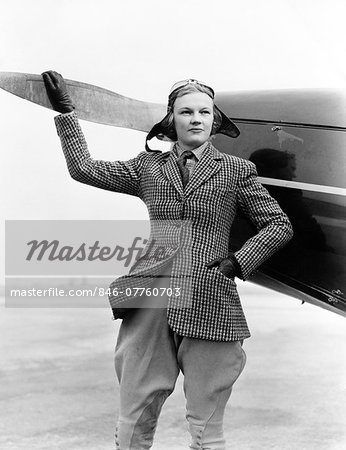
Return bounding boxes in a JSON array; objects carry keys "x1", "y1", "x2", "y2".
[{"x1": 173, "y1": 141, "x2": 209, "y2": 176}]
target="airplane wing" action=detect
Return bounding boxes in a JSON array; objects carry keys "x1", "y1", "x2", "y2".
[{"x1": 0, "y1": 71, "x2": 166, "y2": 132}]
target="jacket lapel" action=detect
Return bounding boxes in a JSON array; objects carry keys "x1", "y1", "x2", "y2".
[
  {"x1": 161, "y1": 143, "x2": 223, "y2": 196},
  {"x1": 184, "y1": 144, "x2": 222, "y2": 196},
  {"x1": 161, "y1": 149, "x2": 184, "y2": 194}
]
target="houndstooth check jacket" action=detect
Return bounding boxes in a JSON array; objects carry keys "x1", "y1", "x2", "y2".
[{"x1": 55, "y1": 112, "x2": 293, "y2": 341}]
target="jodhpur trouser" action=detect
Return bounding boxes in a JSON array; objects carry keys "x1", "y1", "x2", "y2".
[{"x1": 114, "y1": 266, "x2": 246, "y2": 450}]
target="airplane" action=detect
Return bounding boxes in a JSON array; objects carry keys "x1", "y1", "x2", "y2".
[{"x1": 0, "y1": 72, "x2": 345, "y2": 316}]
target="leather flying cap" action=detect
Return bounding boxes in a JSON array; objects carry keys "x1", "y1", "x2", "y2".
[{"x1": 145, "y1": 79, "x2": 240, "y2": 152}]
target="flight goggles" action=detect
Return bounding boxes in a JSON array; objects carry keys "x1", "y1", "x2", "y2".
[{"x1": 169, "y1": 79, "x2": 215, "y2": 98}]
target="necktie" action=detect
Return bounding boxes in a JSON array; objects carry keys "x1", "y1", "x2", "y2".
[{"x1": 176, "y1": 150, "x2": 194, "y2": 187}]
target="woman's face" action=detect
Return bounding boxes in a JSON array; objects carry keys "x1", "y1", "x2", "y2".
[{"x1": 173, "y1": 92, "x2": 214, "y2": 150}]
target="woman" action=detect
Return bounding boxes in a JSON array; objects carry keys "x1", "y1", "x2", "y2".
[{"x1": 42, "y1": 71, "x2": 293, "y2": 450}]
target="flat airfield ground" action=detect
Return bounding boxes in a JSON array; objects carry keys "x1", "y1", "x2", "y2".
[{"x1": 1, "y1": 283, "x2": 345, "y2": 450}]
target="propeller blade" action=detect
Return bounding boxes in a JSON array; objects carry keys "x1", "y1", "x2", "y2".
[{"x1": 0, "y1": 72, "x2": 166, "y2": 132}]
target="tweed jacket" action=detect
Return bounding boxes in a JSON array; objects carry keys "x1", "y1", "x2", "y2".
[{"x1": 55, "y1": 112, "x2": 293, "y2": 341}]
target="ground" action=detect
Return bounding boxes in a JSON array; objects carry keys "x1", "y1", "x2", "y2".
[{"x1": 1, "y1": 283, "x2": 345, "y2": 450}]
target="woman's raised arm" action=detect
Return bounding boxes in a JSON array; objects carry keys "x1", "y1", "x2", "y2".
[{"x1": 42, "y1": 70, "x2": 147, "y2": 197}]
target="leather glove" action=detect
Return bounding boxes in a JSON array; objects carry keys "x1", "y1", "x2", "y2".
[
  {"x1": 206, "y1": 253, "x2": 242, "y2": 279},
  {"x1": 41, "y1": 70, "x2": 75, "y2": 113}
]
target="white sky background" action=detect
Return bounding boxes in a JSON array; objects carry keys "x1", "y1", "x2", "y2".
[{"x1": 1, "y1": 0, "x2": 346, "y2": 281}]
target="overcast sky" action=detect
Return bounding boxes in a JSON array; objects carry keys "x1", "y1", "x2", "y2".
[{"x1": 1, "y1": 0, "x2": 346, "y2": 280}]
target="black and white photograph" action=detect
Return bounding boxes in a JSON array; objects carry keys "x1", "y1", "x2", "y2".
[{"x1": 1, "y1": 1, "x2": 346, "y2": 449}]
